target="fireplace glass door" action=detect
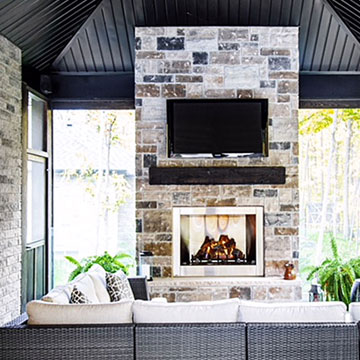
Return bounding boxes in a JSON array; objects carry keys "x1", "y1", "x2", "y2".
[{"x1": 173, "y1": 207, "x2": 264, "y2": 277}]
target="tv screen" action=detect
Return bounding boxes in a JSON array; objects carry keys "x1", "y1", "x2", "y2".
[{"x1": 167, "y1": 99, "x2": 268, "y2": 158}]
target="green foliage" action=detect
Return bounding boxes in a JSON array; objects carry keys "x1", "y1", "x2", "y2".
[
  {"x1": 299, "y1": 109, "x2": 334, "y2": 135},
  {"x1": 65, "y1": 251, "x2": 134, "y2": 281},
  {"x1": 306, "y1": 235, "x2": 360, "y2": 306}
]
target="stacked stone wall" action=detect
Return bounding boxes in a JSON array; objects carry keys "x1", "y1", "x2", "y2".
[
  {"x1": 0, "y1": 35, "x2": 22, "y2": 324},
  {"x1": 135, "y1": 27, "x2": 300, "y2": 300}
]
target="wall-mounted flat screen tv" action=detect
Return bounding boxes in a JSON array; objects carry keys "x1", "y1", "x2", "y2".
[{"x1": 167, "y1": 99, "x2": 268, "y2": 158}]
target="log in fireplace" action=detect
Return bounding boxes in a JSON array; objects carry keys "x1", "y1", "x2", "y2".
[{"x1": 173, "y1": 207, "x2": 264, "y2": 277}]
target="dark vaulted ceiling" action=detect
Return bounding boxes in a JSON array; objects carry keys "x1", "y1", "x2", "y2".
[{"x1": 0, "y1": 0, "x2": 360, "y2": 106}]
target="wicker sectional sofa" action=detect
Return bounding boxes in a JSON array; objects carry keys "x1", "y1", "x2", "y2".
[
  {"x1": 1, "y1": 270, "x2": 360, "y2": 360},
  {"x1": 0, "y1": 319, "x2": 359, "y2": 359}
]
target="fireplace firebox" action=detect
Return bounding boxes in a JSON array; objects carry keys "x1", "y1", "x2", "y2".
[{"x1": 173, "y1": 207, "x2": 264, "y2": 277}]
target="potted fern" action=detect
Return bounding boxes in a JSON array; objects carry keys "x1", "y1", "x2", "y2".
[
  {"x1": 307, "y1": 235, "x2": 360, "y2": 306},
  {"x1": 65, "y1": 251, "x2": 134, "y2": 281}
]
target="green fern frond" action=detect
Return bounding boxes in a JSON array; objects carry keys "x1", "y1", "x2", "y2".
[
  {"x1": 65, "y1": 256, "x2": 81, "y2": 267},
  {"x1": 330, "y1": 234, "x2": 339, "y2": 260}
]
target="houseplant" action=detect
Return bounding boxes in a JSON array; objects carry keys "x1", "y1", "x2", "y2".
[
  {"x1": 65, "y1": 251, "x2": 133, "y2": 281},
  {"x1": 307, "y1": 235, "x2": 360, "y2": 306}
]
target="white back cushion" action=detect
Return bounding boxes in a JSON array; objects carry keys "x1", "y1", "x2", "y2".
[
  {"x1": 349, "y1": 303, "x2": 360, "y2": 322},
  {"x1": 42, "y1": 284, "x2": 72, "y2": 304},
  {"x1": 42, "y1": 264, "x2": 110, "y2": 304},
  {"x1": 133, "y1": 299, "x2": 240, "y2": 323},
  {"x1": 27, "y1": 300, "x2": 133, "y2": 325},
  {"x1": 87, "y1": 265, "x2": 111, "y2": 303},
  {"x1": 238, "y1": 301, "x2": 347, "y2": 323}
]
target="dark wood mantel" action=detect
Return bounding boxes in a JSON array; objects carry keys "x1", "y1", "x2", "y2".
[{"x1": 149, "y1": 167, "x2": 286, "y2": 185}]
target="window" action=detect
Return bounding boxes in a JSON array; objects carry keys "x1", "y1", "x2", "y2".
[{"x1": 53, "y1": 110, "x2": 135, "y2": 285}]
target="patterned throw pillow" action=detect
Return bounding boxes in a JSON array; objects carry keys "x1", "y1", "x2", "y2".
[
  {"x1": 70, "y1": 285, "x2": 90, "y2": 304},
  {"x1": 106, "y1": 272, "x2": 134, "y2": 302}
]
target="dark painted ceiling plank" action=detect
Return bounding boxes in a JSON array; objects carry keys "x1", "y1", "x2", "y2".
[
  {"x1": 114, "y1": 0, "x2": 135, "y2": 72},
  {"x1": 302, "y1": 1, "x2": 324, "y2": 70},
  {"x1": 299, "y1": 0, "x2": 315, "y2": 68},
  {"x1": 164, "y1": 0, "x2": 179, "y2": 25},
  {"x1": 6, "y1": 0, "x2": 78, "y2": 42},
  {"x1": 258, "y1": 0, "x2": 270, "y2": 25},
  {"x1": 50, "y1": 1, "x2": 105, "y2": 70},
  {"x1": 311, "y1": 9, "x2": 332, "y2": 71},
  {"x1": 16, "y1": 3, "x2": 97, "y2": 49},
  {"x1": 345, "y1": 43, "x2": 356, "y2": 71},
  {"x1": 84, "y1": 21, "x2": 106, "y2": 72},
  {"x1": 332, "y1": 0, "x2": 360, "y2": 20},
  {"x1": 0, "y1": 0, "x2": 47, "y2": 32},
  {"x1": 101, "y1": 4, "x2": 119, "y2": 71},
  {"x1": 289, "y1": 0, "x2": 302, "y2": 26},
  {"x1": 340, "y1": 37, "x2": 355, "y2": 71},
  {"x1": 174, "y1": 0, "x2": 187, "y2": 25},
  {"x1": 186, "y1": 0, "x2": 199, "y2": 26},
  {"x1": 218, "y1": 0, "x2": 230, "y2": 25},
  {"x1": 69, "y1": 39, "x2": 86, "y2": 72},
  {"x1": 122, "y1": 0, "x2": 136, "y2": 70},
  {"x1": 143, "y1": 0, "x2": 156, "y2": 25},
  {"x1": 208, "y1": 0, "x2": 219, "y2": 24},
  {"x1": 348, "y1": 47, "x2": 360, "y2": 72},
  {"x1": 0, "y1": 0, "x2": 19, "y2": 13},
  {"x1": 249, "y1": 0, "x2": 261, "y2": 26},
  {"x1": 132, "y1": 0, "x2": 145, "y2": 25},
  {"x1": 239, "y1": 0, "x2": 251, "y2": 25},
  {"x1": 92, "y1": 15, "x2": 115, "y2": 72},
  {"x1": 196, "y1": 0, "x2": 209, "y2": 25},
  {"x1": 329, "y1": 30, "x2": 347, "y2": 71},
  {"x1": 320, "y1": 21, "x2": 340, "y2": 71},
  {"x1": 22, "y1": 17, "x2": 90, "y2": 61},
  {"x1": 107, "y1": 0, "x2": 127, "y2": 72},
  {"x1": 280, "y1": 0, "x2": 292, "y2": 26},
  {"x1": 75, "y1": 30, "x2": 96, "y2": 72},
  {"x1": 154, "y1": 0, "x2": 168, "y2": 25},
  {"x1": 228, "y1": 0, "x2": 240, "y2": 25},
  {"x1": 268, "y1": 0, "x2": 280, "y2": 26},
  {"x1": 323, "y1": 0, "x2": 360, "y2": 51}
]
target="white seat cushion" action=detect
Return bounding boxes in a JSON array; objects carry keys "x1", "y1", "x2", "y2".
[
  {"x1": 238, "y1": 301, "x2": 347, "y2": 323},
  {"x1": 27, "y1": 300, "x2": 133, "y2": 325},
  {"x1": 349, "y1": 303, "x2": 360, "y2": 322},
  {"x1": 133, "y1": 299, "x2": 240, "y2": 323}
]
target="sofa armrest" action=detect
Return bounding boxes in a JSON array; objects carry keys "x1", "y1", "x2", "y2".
[
  {"x1": 128, "y1": 276, "x2": 149, "y2": 300},
  {"x1": 3, "y1": 313, "x2": 28, "y2": 328}
]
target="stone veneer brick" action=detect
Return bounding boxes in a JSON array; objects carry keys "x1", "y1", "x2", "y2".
[
  {"x1": 135, "y1": 27, "x2": 300, "y2": 300},
  {"x1": 0, "y1": 35, "x2": 22, "y2": 324}
]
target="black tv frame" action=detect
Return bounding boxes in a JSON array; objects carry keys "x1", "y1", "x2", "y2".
[{"x1": 167, "y1": 98, "x2": 269, "y2": 158}]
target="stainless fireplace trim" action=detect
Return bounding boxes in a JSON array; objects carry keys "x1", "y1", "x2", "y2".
[{"x1": 172, "y1": 206, "x2": 264, "y2": 277}]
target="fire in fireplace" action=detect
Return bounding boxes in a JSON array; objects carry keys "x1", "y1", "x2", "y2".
[
  {"x1": 173, "y1": 207, "x2": 264, "y2": 277},
  {"x1": 192, "y1": 234, "x2": 245, "y2": 264}
]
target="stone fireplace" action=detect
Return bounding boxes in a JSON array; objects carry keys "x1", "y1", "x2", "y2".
[
  {"x1": 135, "y1": 26, "x2": 301, "y2": 301},
  {"x1": 173, "y1": 207, "x2": 264, "y2": 277}
]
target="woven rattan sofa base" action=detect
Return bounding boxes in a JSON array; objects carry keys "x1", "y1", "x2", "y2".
[
  {"x1": 135, "y1": 323, "x2": 246, "y2": 360},
  {"x1": 0, "y1": 324, "x2": 134, "y2": 360},
  {"x1": 247, "y1": 323, "x2": 359, "y2": 360}
]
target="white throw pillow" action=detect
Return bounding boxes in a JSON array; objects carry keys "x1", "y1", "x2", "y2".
[
  {"x1": 349, "y1": 303, "x2": 360, "y2": 322},
  {"x1": 42, "y1": 264, "x2": 110, "y2": 304},
  {"x1": 70, "y1": 272, "x2": 99, "y2": 303},
  {"x1": 238, "y1": 301, "x2": 347, "y2": 323},
  {"x1": 27, "y1": 300, "x2": 133, "y2": 325},
  {"x1": 42, "y1": 284, "x2": 72, "y2": 304},
  {"x1": 133, "y1": 299, "x2": 240, "y2": 323},
  {"x1": 87, "y1": 265, "x2": 111, "y2": 303}
]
